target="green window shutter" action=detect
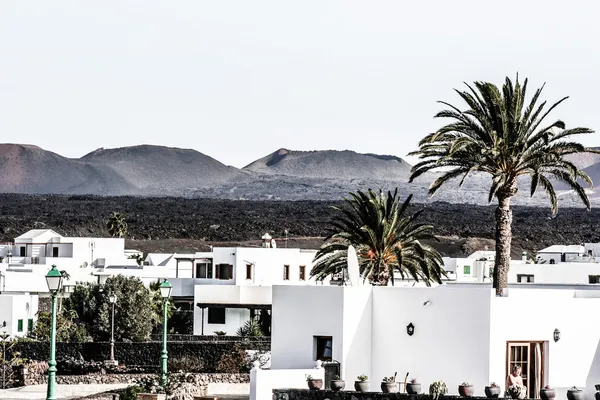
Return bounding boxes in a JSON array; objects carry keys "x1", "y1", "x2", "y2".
[
  {"x1": 28, "y1": 319, "x2": 34, "y2": 332},
  {"x1": 17, "y1": 319, "x2": 23, "y2": 332},
  {"x1": 463, "y1": 265, "x2": 471, "y2": 275}
]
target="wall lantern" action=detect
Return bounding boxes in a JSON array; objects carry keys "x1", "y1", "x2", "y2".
[
  {"x1": 553, "y1": 328, "x2": 560, "y2": 342},
  {"x1": 407, "y1": 323, "x2": 415, "y2": 336}
]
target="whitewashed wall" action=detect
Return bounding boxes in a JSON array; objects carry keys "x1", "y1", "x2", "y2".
[
  {"x1": 193, "y1": 307, "x2": 250, "y2": 336},
  {"x1": 250, "y1": 362, "x2": 324, "y2": 400},
  {"x1": 508, "y1": 263, "x2": 600, "y2": 284}
]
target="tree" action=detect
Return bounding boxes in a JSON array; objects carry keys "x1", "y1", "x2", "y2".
[
  {"x1": 29, "y1": 309, "x2": 90, "y2": 342},
  {"x1": 107, "y1": 212, "x2": 128, "y2": 238},
  {"x1": 309, "y1": 189, "x2": 445, "y2": 286},
  {"x1": 409, "y1": 75, "x2": 596, "y2": 295},
  {"x1": 63, "y1": 276, "x2": 155, "y2": 342},
  {"x1": 236, "y1": 320, "x2": 264, "y2": 337},
  {"x1": 149, "y1": 280, "x2": 175, "y2": 334}
]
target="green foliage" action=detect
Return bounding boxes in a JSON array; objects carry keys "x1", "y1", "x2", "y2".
[
  {"x1": 429, "y1": 380, "x2": 448, "y2": 400},
  {"x1": 29, "y1": 309, "x2": 90, "y2": 342},
  {"x1": 107, "y1": 212, "x2": 128, "y2": 238},
  {"x1": 148, "y1": 279, "x2": 176, "y2": 333},
  {"x1": 120, "y1": 385, "x2": 143, "y2": 400},
  {"x1": 357, "y1": 375, "x2": 368, "y2": 382},
  {"x1": 0, "y1": 333, "x2": 26, "y2": 389},
  {"x1": 63, "y1": 275, "x2": 155, "y2": 342},
  {"x1": 236, "y1": 320, "x2": 264, "y2": 337},
  {"x1": 310, "y1": 189, "x2": 446, "y2": 286},
  {"x1": 214, "y1": 331, "x2": 227, "y2": 336}
]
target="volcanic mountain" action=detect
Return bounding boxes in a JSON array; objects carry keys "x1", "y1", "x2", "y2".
[{"x1": 243, "y1": 148, "x2": 413, "y2": 180}]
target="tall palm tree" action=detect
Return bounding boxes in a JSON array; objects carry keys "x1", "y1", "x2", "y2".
[
  {"x1": 409, "y1": 75, "x2": 596, "y2": 295},
  {"x1": 107, "y1": 212, "x2": 128, "y2": 238},
  {"x1": 310, "y1": 189, "x2": 445, "y2": 286}
]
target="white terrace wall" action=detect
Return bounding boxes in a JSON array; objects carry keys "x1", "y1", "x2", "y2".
[
  {"x1": 489, "y1": 288, "x2": 600, "y2": 400},
  {"x1": 508, "y1": 262, "x2": 600, "y2": 284},
  {"x1": 371, "y1": 286, "x2": 492, "y2": 395},
  {"x1": 250, "y1": 362, "x2": 324, "y2": 400}
]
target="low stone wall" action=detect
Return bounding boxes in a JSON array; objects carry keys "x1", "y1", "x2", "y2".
[
  {"x1": 272, "y1": 390, "x2": 509, "y2": 400},
  {"x1": 27, "y1": 372, "x2": 249, "y2": 387}
]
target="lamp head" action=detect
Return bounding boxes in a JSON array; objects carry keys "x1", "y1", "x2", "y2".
[
  {"x1": 45, "y1": 265, "x2": 63, "y2": 294},
  {"x1": 159, "y1": 279, "x2": 172, "y2": 299}
]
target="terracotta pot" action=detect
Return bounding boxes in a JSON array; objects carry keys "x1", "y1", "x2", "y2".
[
  {"x1": 330, "y1": 380, "x2": 345, "y2": 392},
  {"x1": 485, "y1": 386, "x2": 501, "y2": 398},
  {"x1": 381, "y1": 382, "x2": 399, "y2": 393},
  {"x1": 567, "y1": 389, "x2": 583, "y2": 400},
  {"x1": 407, "y1": 382, "x2": 422, "y2": 394},
  {"x1": 540, "y1": 388, "x2": 556, "y2": 400},
  {"x1": 459, "y1": 385, "x2": 474, "y2": 397},
  {"x1": 307, "y1": 379, "x2": 323, "y2": 390},
  {"x1": 354, "y1": 381, "x2": 369, "y2": 392}
]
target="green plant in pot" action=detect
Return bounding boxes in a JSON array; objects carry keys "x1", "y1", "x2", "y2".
[
  {"x1": 430, "y1": 381, "x2": 448, "y2": 400},
  {"x1": 567, "y1": 386, "x2": 583, "y2": 400},
  {"x1": 485, "y1": 382, "x2": 501, "y2": 398},
  {"x1": 330, "y1": 375, "x2": 345, "y2": 392},
  {"x1": 540, "y1": 385, "x2": 556, "y2": 400},
  {"x1": 406, "y1": 378, "x2": 422, "y2": 394},
  {"x1": 355, "y1": 375, "x2": 369, "y2": 392},
  {"x1": 305, "y1": 374, "x2": 323, "y2": 391},
  {"x1": 459, "y1": 382, "x2": 474, "y2": 397},
  {"x1": 507, "y1": 384, "x2": 524, "y2": 399},
  {"x1": 381, "y1": 375, "x2": 399, "y2": 393}
]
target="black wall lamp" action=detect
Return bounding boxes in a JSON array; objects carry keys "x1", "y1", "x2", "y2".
[
  {"x1": 407, "y1": 323, "x2": 415, "y2": 336},
  {"x1": 553, "y1": 328, "x2": 560, "y2": 342}
]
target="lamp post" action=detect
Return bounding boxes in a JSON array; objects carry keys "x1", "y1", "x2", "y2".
[
  {"x1": 45, "y1": 265, "x2": 63, "y2": 400},
  {"x1": 159, "y1": 279, "x2": 172, "y2": 387},
  {"x1": 108, "y1": 292, "x2": 117, "y2": 365}
]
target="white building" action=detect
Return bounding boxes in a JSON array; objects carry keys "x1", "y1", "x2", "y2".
[
  {"x1": 266, "y1": 284, "x2": 600, "y2": 399},
  {"x1": 0, "y1": 293, "x2": 39, "y2": 337}
]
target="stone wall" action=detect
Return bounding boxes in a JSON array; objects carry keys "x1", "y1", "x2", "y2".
[
  {"x1": 26, "y1": 371, "x2": 249, "y2": 387},
  {"x1": 272, "y1": 390, "x2": 508, "y2": 400}
]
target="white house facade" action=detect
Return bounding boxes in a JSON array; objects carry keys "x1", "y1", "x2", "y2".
[
  {"x1": 0, "y1": 293, "x2": 39, "y2": 337},
  {"x1": 267, "y1": 284, "x2": 600, "y2": 399}
]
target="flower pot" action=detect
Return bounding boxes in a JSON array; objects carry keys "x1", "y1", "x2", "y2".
[
  {"x1": 595, "y1": 391, "x2": 600, "y2": 400},
  {"x1": 459, "y1": 385, "x2": 474, "y2": 397},
  {"x1": 407, "y1": 382, "x2": 422, "y2": 394},
  {"x1": 354, "y1": 381, "x2": 369, "y2": 392},
  {"x1": 330, "y1": 380, "x2": 345, "y2": 392},
  {"x1": 381, "y1": 382, "x2": 399, "y2": 393},
  {"x1": 540, "y1": 388, "x2": 556, "y2": 400},
  {"x1": 485, "y1": 386, "x2": 501, "y2": 398},
  {"x1": 307, "y1": 379, "x2": 323, "y2": 390},
  {"x1": 567, "y1": 389, "x2": 583, "y2": 400}
]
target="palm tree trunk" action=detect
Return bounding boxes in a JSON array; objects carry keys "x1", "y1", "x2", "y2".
[{"x1": 493, "y1": 194, "x2": 513, "y2": 296}]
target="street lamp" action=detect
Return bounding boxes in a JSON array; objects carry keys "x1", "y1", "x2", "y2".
[
  {"x1": 108, "y1": 293, "x2": 117, "y2": 365},
  {"x1": 45, "y1": 265, "x2": 63, "y2": 400},
  {"x1": 159, "y1": 279, "x2": 172, "y2": 387}
]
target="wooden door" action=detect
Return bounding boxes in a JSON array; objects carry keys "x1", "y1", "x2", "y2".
[{"x1": 506, "y1": 342, "x2": 545, "y2": 399}]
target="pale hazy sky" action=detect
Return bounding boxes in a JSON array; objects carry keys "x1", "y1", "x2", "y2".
[{"x1": 2, "y1": 1, "x2": 600, "y2": 168}]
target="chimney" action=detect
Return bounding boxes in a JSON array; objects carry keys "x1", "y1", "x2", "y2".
[
  {"x1": 522, "y1": 251, "x2": 527, "y2": 262},
  {"x1": 261, "y1": 233, "x2": 272, "y2": 248}
]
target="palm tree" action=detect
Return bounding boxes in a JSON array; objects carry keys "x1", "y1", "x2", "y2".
[
  {"x1": 310, "y1": 189, "x2": 445, "y2": 286},
  {"x1": 107, "y1": 212, "x2": 128, "y2": 238},
  {"x1": 409, "y1": 75, "x2": 597, "y2": 295}
]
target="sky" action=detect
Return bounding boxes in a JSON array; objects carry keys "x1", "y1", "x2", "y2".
[{"x1": 2, "y1": 1, "x2": 600, "y2": 168}]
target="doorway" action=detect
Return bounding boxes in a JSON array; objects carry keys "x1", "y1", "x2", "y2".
[{"x1": 506, "y1": 341, "x2": 547, "y2": 399}]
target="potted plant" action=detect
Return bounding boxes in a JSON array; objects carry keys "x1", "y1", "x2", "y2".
[
  {"x1": 429, "y1": 381, "x2": 448, "y2": 400},
  {"x1": 595, "y1": 384, "x2": 600, "y2": 400},
  {"x1": 540, "y1": 385, "x2": 556, "y2": 400},
  {"x1": 507, "y1": 385, "x2": 523, "y2": 400},
  {"x1": 330, "y1": 375, "x2": 345, "y2": 392},
  {"x1": 305, "y1": 374, "x2": 322, "y2": 391},
  {"x1": 355, "y1": 375, "x2": 369, "y2": 392},
  {"x1": 485, "y1": 382, "x2": 501, "y2": 398},
  {"x1": 381, "y1": 376, "x2": 399, "y2": 393},
  {"x1": 567, "y1": 386, "x2": 583, "y2": 400},
  {"x1": 459, "y1": 382, "x2": 474, "y2": 397},
  {"x1": 406, "y1": 378, "x2": 422, "y2": 394}
]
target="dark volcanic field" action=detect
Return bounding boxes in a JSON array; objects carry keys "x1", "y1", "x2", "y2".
[{"x1": 0, "y1": 194, "x2": 598, "y2": 255}]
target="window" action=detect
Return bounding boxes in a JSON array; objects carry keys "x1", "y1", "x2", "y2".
[
  {"x1": 315, "y1": 336, "x2": 333, "y2": 361},
  {"x1": 283, "y1": 265, "x2": 290, "y2": 280},
  {"x1": 463, "y1": 265, "x2": 471, "y2": 275},
  {"x1": 196, "y1": 263, "x2": 213, "y2": 279},
  {"x1": 20, "y1": 247, "x2": 25, "y2": 257},
  {"x1": 246, "y1": 264, "x2": 253, "y2": 280},
  {"x1": 517, "y1": 274, "x2": 535, "y2": 283},
  {"x1": 299, "y1": 265, "x2": 306, "y2": 281},
  {"x1": 17, "y1": 319, "x2": 23, "y2": 332},
  {"x1": 215, "y1": 264, "x2": 233, "y2": 280},
  {"x1": 589, "y1": 275, "x2": 600, "y2": 284},
  {"x1": 52, "y1": 247, "x2": 59, "y2": 257},
  {"x1": 207, "y1": 307, "x2": 226, "y2": 324},
  {"x1": 27, "y1": 319, "x2": 33, "y2": 332}
]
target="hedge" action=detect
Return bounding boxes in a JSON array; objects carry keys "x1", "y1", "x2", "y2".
[
  {"x1": 12, "y1": 340, "x2": 270, "y2": 372},
  {"x1": 148, "y1": 334, "x2": 271, "y2": 343}
]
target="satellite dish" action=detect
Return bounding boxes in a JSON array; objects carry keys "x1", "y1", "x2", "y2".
[{"x1": 347, "y1": 245, "x2": 361, "y2": 286}]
